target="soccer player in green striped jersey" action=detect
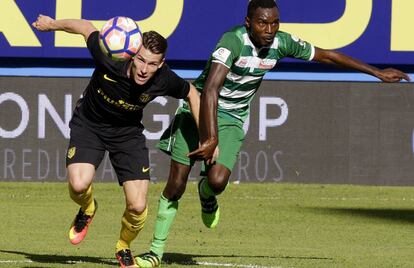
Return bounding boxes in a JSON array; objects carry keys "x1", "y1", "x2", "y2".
[{"x1": 136, "y1": 0, "x2": 410, "y2": 266}]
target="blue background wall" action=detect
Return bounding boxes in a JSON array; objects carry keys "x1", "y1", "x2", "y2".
[{"x1": 1, "y1": 0, "x2": 413, "y2": 65}]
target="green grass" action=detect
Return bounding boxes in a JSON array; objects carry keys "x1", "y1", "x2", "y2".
[{"x1": 0, "y1": 182, "x2": 413, "y2": 268}]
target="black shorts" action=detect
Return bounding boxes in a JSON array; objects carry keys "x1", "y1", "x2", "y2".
[{"x1": 66, "y1": 112, "x2": 150, "y2": 185}]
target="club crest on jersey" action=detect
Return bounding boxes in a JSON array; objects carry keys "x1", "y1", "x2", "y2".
[
  {"x1": 139, "y1": 93, "x2": 152, "y2": 103},
  {"x1": 67, "y1": 147, "x2": 76, "y2": 159},
  {"x1": 213, "y1": 47, "x2": 231, "y2": 63}
]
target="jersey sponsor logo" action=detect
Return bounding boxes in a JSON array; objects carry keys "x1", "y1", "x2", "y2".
[
  {"x1": 67, "y1": 147, "x2": 76, "y2": 159},
  {"x1": 139, "y1": 93, "x2": 152, "y2": 103},
  {"x1": 236, "y1": 57, "x2": 248, "y2": 67},
  {"x1": 97, "y1": 88, "x2": 144, "y2": 111},
  {"x1": 103, "y1": 74, "x2": 117, "y2": 83},
  {"x1": 259, "y1": 59, "x2": 277, "y2": 70},
  {"x1": 212, "y1": 47, "x2": 231, "y2": 63},
  {"x1": 235, "y1": 56, "x2": 276, "y2": 70},
  {"x1": 142, "y1": 166, "x2": 150, "y2": 173}
]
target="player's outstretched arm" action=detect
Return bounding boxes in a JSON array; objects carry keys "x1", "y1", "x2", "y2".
[
  {"x1": 32, "y1": 14, "x2": 97, "y2": 42},
  {"x1": 188, "y1": 62, "x2": 229, "y2": 164},
  {"x1": 313, "y1": 47, "x2": 410, "y2": 83}
]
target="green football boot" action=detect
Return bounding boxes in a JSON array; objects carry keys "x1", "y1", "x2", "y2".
[{"x1": 135, "y1": 251, "x2": 161, "y2": 267}]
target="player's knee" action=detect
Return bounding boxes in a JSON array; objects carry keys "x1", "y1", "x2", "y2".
[
  {"x1": 128, "y1": 206, "x2": 147, "y2": 215},
  {"x1": 208, "y1": 178, "x2": 227, "y2": 195},
  {"x1": 207, "y1": 164, "x2": 231, "y2": 194},
  {"x1": 68, "y1": 179, "x2": 89, "y2": 194},
  {"x1": 126, "y1": 202, "x2": 147, "y2": 215}
]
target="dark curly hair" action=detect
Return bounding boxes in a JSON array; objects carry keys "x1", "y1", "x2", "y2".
[{"x1": 247, "y1": 0, "x2": 278, "y2": 18}]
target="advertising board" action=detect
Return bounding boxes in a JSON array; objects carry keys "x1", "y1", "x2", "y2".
[{"x1": 1, "y1": 77, "x2": 413, "y2": 185}]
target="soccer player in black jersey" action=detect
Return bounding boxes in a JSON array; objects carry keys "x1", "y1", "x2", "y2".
[{"x1": 32, "y1": 14, "x2": 200, "y2": 268}]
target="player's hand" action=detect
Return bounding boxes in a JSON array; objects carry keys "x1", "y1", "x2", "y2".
[
  {"x1": 187, "y1": 138, "x2": 218, "y2": 165},
  {"x1": 32, "y1": 14, "x2": 56, "y2": 32},
  {"x1": 377, "y1": 68, "x2": 410, "y2": 83},
  {"x1": 203, "y1": 145, "x2": 220, "y2": 165}
]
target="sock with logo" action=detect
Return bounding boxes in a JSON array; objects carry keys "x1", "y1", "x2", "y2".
[{"x1": 116, "y1": 206, "x2": 148, "y2": 252}]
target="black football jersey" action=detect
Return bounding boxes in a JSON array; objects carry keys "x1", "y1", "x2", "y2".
[{"x1": 76, "y1": 31, "x2": 189, "y2": 127}]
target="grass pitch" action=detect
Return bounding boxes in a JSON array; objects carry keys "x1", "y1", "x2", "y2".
[{"x1": 0, "y1": 181, "x2": 413, "y2": 268}]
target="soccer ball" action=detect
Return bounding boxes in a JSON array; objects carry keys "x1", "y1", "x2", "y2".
[{"x1": 99, "y1": 16, "x2": 142, "y2": 61}]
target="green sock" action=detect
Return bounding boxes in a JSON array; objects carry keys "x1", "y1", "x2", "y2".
[
  {"x1": 149, "y1": 194, "x2": 178, "y2": 258},
  {"x1": 199, "y1": 178, "x2": 215, "y2": 198}
]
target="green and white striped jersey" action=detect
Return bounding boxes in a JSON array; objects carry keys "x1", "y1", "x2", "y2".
[{"x1": 193, "y1": 26, "x2": 315, "y2": 122}]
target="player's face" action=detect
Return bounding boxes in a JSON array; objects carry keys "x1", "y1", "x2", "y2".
[
  {"x1": 130, "y1": 46, "x2": 164, "y2": 85},
  {"x1": 245, "y1": 7, "x2": 280, "y2": 47}
]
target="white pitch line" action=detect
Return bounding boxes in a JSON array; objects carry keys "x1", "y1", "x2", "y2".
[
  {"x1": 0, "y1": 259, "x2": 118, "y2": 264},
  {"x1": 0, "y1": 260, "x2": 33, "y2": 263},
  {"x1": 195, "y1": 261, "x2": 287, "y2": 268}
]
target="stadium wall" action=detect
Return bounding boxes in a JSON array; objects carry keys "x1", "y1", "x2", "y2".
[
  {"x1": 2, "y1": 1, "x2": 414, "y2": 65},
  {"x1": 1, "y1": 76, "x2": 414, "y2": 186}
]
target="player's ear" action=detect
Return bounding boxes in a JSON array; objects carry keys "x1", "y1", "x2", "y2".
[{"x1": 245, "y1": 16, "x2": 250, "y2": 28}]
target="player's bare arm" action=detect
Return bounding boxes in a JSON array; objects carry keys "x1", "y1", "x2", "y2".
[
  {"x1": 313, "y1": 47, "x2": 410, "y2": 82},
  {"x1": 185, "y1": 83, "x2": 201, "y2": 128},
  {"x1": 32, "y1": 14, "x2": 97, "y2": 42},
  {"x1": 188, "y1": 62, "x2": 229, "y2": 163}
]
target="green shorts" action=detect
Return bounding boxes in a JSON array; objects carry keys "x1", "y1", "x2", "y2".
[{"x1": 157, "y1": 107, "x2": 245, "y2": 172}]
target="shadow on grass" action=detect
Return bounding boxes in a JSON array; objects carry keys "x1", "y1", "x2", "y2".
[
  {"x1": 0, "y1": 249, "x2": 116, "y2": 266},
  {"x1": 306, "y1": 207, "x2": 414, "y2": 224},
  {"x1": 1, "y1": 249, "x2": 333, "y2": 267},
  {"x1": 161, "y1": 252, "x2": 333, "y2": 265}
]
